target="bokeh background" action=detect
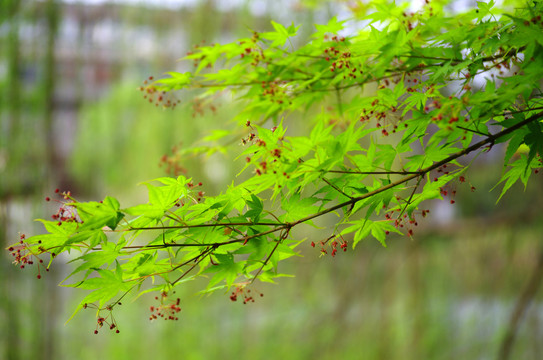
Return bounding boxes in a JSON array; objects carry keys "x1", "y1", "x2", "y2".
[{"x1": 1, "y1": 1, "x2": 542, "y2": 359}]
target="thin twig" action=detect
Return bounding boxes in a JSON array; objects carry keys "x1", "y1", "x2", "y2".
[
  {"x1": 250, "y1": 227, "x2": 290, "y2": 284},
  {"x1": 396, "y1": 175, "x2": 423, "y2": 221},
  {"x1": 456, "y1": 125, "x2": 490, "y2": 136},
  {"x1": 171, "y1": 247, "x2": 214, "y2": 285}
]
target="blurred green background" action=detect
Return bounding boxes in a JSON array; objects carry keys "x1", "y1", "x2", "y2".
[{"x1": 1, "y1": 1, "x2": 542, "y2": 359}]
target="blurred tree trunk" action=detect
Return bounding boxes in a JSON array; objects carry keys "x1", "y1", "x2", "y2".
[
  {"x1": 190, "y1": 0, "x2": 221, "y2": 44},
  {"x1": 498, "y1": 249, "x2": 543, "y2": 360},
  {"x1": 1, "y1": 0, "x2": 22, "y2": 197},
  {"x1": 378, "y1": 262, "x2": 393, "y2": 360},
  {"x1": 44, "y1": 0, "x2": 58, "y2": 162},
  {"x1": 39, "y1": 2, "x2": 61, "y2": 360},
  {"x1": 408, "y1": 241, "x2": 423, "y2": 360},
  {"x1": 0, "y1": 1, "x2": 22, "y2": 359},
  {"x1": 0, "y1": 208, "x2": 21, "y2": 360}
]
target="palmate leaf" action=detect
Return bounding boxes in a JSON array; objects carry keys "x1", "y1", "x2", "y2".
[
  {"x1": 124, "y1": 176, "x2": 189, "y2": 219},
  {"x1": 313, "y1": 16, "x2": 345, "y2": 38},
  {"x1": 504, "y1": 128, "x2": 528, "y2": 165},
  {"x1": 33, "y1": 219, "x2": 75, "y2": 245},
  {"x1": 156, "y1": 72, "x2": 192, "y2": 91},
  {"x1": 495, "y1": 155, "x2": 534, "y2": 202},
  {"x1": 64, "y1": 240, "x2": 124, "y2": 282},
  {"x1": 122, "y1": 252, "x2": 162, "y2": 278},
  {"x1": 234, "y1": 235, "x2": 273, "y2": 262},
  {"x1": 73, "y1": 196, "x2": 124, "y2": 231},
  {"x1": 524, "y1": 121, "x2": 543, "y2": 166},
  {"x1": 145, "y1": 176, "x2": 189, "y2": 208},
  {"x1": 280, "y1": 193, "x2": 320, "y2": 222},
  {"x1": 205, "y1": 253, "x2": 244, "y2": 289},
  {"x1": 65, "y1": 229, "x2": 106, "y2": 250},
  {"x1": 261, "y1": 21, "x2": 300, "y2": 47},
  {"x1": 269, "y1": 241, "x2": 301, "y2": 268},
  {"x1": 341, "y1": 219, "x2": 400, "y2": 248},
  {"x1": 65, "y1": 262, "x2": 136, "y2": 323},
  {"x1": 258, "y1": 271, "x2": 294, "y2": 284},
  {"x1": 244, "y1": 194, "x2": 263, "y2": 222}
]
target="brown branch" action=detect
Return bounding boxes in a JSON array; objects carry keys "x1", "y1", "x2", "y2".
[{"x1": 456, "y1": 125, "x2": 490, "y2": 136}]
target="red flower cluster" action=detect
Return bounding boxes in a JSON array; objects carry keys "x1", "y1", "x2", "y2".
[
  {"x1": 8, "y1": 234, "x2": 49, "y2": 279},
  {"x1": 84, "y1": 302, "x2": 121, "y2": 334},
  {"x1": 149, "y1": 292, "x2": 182, "y2": 321},
  {"x1": 229, "y1": 285, "x2": 263, "y2": 304},
  {"x1": 311, "y1": 235, "x2": 348, "y2": 257},
  {"x1": 139, "y1": 76, "x2": 180, "y2": 109}
]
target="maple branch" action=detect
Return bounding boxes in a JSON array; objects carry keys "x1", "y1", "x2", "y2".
[{"x1": 81, "y1": 110, "x2": 543, "y2": 257}]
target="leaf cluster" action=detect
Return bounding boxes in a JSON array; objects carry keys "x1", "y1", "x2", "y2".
[{"x1": 9, "y1": 0, "x2": 543, "y2": 326}]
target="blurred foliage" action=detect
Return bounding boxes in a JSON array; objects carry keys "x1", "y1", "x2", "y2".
[{"x1": 71, "y1": 83, "x2": 209, "y2": 196}]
